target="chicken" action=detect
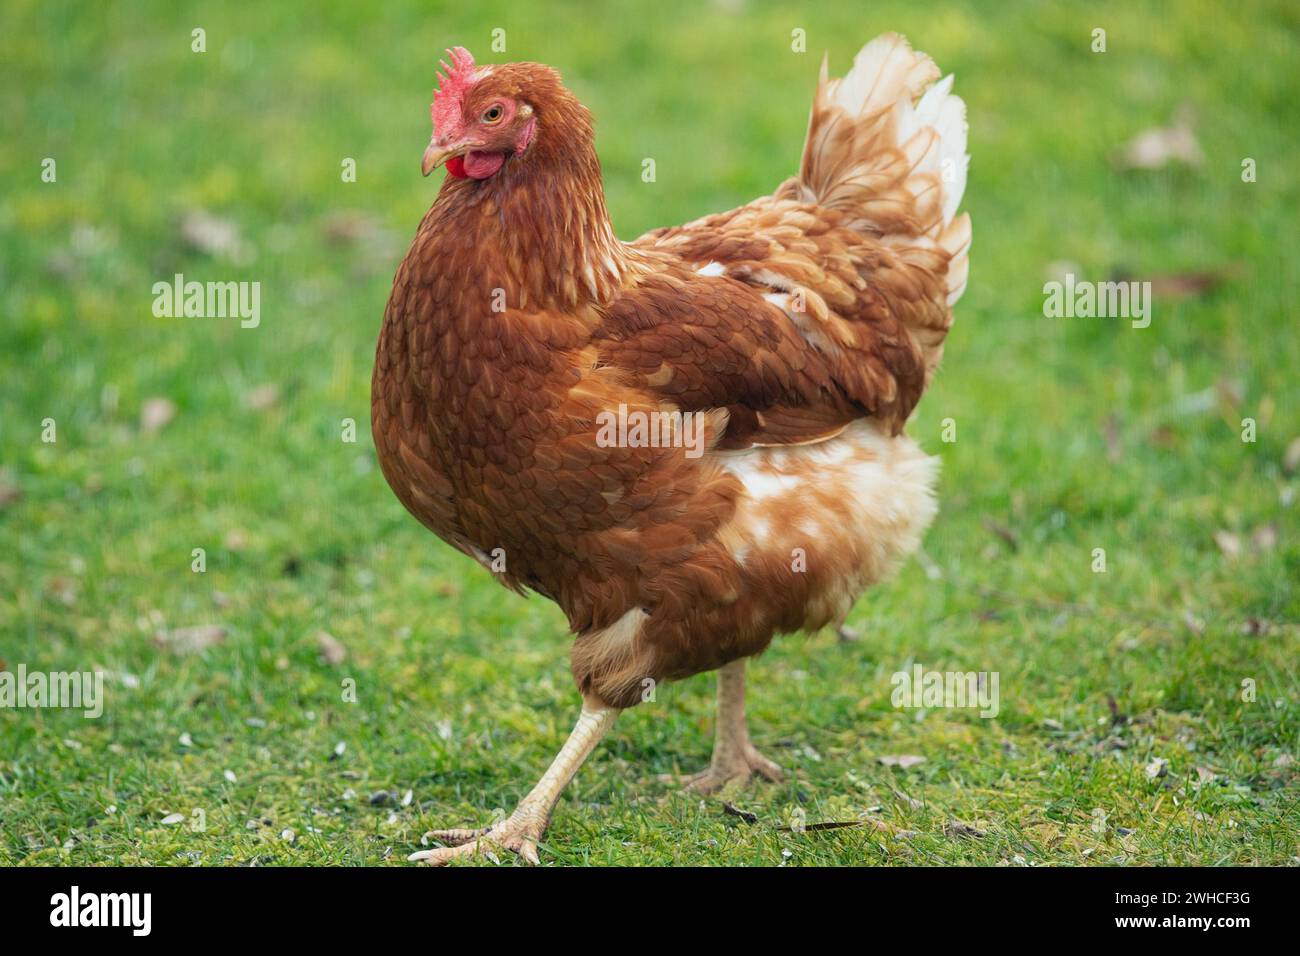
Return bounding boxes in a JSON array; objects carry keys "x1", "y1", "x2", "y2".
[{"x1": 372, "y1": 34, "x2": 970, "y2": 864}]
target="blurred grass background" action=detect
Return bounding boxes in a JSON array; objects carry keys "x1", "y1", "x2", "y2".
[{"x1": 0, "y1": 0, "x2": 1296, "y2": 865}]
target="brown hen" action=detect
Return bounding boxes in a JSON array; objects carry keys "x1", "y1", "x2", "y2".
[{"x1": 372, "y1": 35, "x2": 970, "y2": 864}]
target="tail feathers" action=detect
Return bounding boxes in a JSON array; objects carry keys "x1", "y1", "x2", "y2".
[
  {"x1": 798, "y1": 33, "x2": 971, "y2": 305},
  {"x1": 939, "y1": 212, "x2": 971, "y2": 305}
]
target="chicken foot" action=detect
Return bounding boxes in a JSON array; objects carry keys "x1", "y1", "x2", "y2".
[
  {"x1": 684, "y1": 658, "x2": 784, "y2": 794},
  {"x1": 410, "y1": 701, "x2": 617, "y2": 865}
]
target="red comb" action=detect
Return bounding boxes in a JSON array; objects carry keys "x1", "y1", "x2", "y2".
[{"x1": 432, "y1": 47, "x2": 479, "y2": 135}]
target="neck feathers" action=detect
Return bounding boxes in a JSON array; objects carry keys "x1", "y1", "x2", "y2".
[{"x1": 423, "y1": 81, "x2": 630, "y2": 313}]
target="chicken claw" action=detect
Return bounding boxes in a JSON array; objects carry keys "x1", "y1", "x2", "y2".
[
  {"x1": 409, "y1": 815, "x2": 544, "y2": 866},
  {"x1": 684, "y1": 742, "x2": 784, "y2": 795}
]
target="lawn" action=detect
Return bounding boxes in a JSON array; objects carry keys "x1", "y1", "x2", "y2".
[{"x1": 1, "y1": 0, "x2": 1296, "y2": 866}]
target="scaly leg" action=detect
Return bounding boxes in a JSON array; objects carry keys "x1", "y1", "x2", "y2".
[
  {"x1": 685, "y1": 658, "x2": 783, "y2": 794},
  {"x1": 410, "y1": 700, "x2": 617, "y2": 865}
]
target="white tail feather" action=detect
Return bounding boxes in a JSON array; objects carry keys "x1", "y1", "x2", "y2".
[{"x1": 798, "y1": 33, "x2": 971, "y2": 306}]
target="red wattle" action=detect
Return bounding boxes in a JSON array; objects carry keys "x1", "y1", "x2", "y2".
[{"x1": 445, "y1": 155, "x2": 468, "y2": 179}]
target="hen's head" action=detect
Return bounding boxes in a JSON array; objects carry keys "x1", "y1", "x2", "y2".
[{"x1": 422, "y1": 47, "x2": 584, "y2": 181}]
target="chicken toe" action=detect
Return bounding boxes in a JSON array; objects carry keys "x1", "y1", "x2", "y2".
[
  {"x1": 684, "y1": 741, "x2": 784, "y2": 794},
  {"x1": 410, "y1": 815, "x2": 544, "y2": 865}
]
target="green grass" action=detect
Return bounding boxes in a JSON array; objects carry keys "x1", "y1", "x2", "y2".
[{"x1": 1, "y1": 0, "x2": 1297, "y2": 866}]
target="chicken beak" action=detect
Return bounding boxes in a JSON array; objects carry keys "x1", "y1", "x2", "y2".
[
  {"x1": 421, "y1": 138, "x2": 456, "y2": 176},
  {"x1": 422, "y1": 135, "x2": 484, "y2": 176}
]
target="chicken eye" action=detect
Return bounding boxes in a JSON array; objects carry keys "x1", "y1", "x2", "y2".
[{"x1": 482, "y1": 104, "x2": 504, "y2": 124}]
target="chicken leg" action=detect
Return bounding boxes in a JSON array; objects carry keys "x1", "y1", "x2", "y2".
[
  {"x1": 410, "y1": 700, "x2": 617, "y2": 865},
  {"x1": 685, "y1": 658, "x2": 784, "y2": 793}
]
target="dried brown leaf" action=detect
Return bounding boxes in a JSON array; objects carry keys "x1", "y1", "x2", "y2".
[
  {"x1": 178, "y1": 210, "x2": 249, "y2": 262},
  {"x1": 0, "y1": 473, "x2": 22, "y2": 508},
  {"x1": 1150, "y1": 425, "x2": 1179, "y2": 450},
  {"x1": 982, "y1": 518, "x2": 1019, "y2": 551},
  {"x1": 154, "y1": 624, "x2": 227, "y2": 655},
  {"x1": 1113, "y1": 107, "x2": 1204, "y2": 170},
  {"x1": 316, "y1": 630, "x2": 346, "y2": 665},
  {"x1": 140, "y1": 397, "x2": 176, "y2": 435},
  {"x1": 1102, "y1": 414, "x2": 1123, "y2": 462},
  {"x1": 878, "y1": 754, "x2": 926, "y2": 769},
  {"x1": 243, "y1": 384, "x2": 280, "y2": 411},
  {"x1": 722, "y1": 802, "x2": 758, "y2": 823},
  {"x1": 46, "y1": 575, "x2": 79, "y2": 607},
  {"x1": 1213, "y1": 531, "x2": 1242, "y2": 561},
  {"x1": 1147, "y1": 269, "x2": 1236, "y2": 301},
  {"x1": 1251, "y1": 523, "x2": 1278, "y2": 552},
  {"x1": 1283, "y1": 437, "x2": 1300, "y2": 475}
]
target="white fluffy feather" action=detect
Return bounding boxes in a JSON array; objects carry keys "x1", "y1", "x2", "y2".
[{"x1": 799, "y1": 33, "x2": 970, "y2": 304}]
